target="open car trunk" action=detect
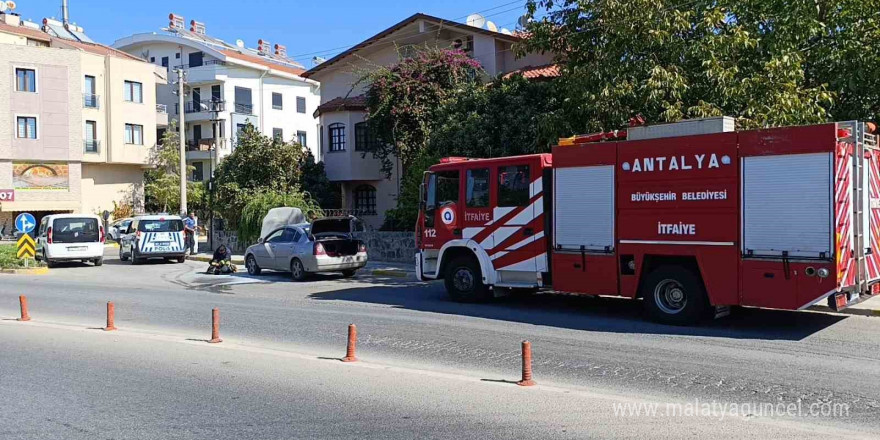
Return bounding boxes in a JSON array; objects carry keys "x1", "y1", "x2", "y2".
[{"x1": 310, "y1": 217, "x2": 365, "y2": 257}]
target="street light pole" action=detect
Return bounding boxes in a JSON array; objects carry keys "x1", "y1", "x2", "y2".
[{"x1": 176, "y1": 68, "x2": 188, "y2": 215}]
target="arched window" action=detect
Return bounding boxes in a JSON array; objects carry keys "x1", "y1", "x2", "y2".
[
  {"x1": 328, "y1": 123, "x2": 346, "y2": 151},
  {"x1": 354, "y1": 184, "x2": 377, "y2": 215}
]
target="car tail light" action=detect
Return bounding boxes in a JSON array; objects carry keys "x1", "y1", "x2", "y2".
[
  {"x1": 314, "y1": 242, "x2": 326, "y2": 256},
  {"x1": 99, "y1": 225, "x2": 105, "y2": 243},
  {"x1": 136, "y1": 230, "x2": 142, "y2": 240},
  {"x1": 47, "y1": 227, "x2": 53, "y2": 244},
  {"x1": 358, "y1": 243, "x2": 367, "y2": 253}
]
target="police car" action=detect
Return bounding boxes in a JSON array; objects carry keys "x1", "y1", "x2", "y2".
[{"x1": 119, "y1": 215, "x2": 187, "y2": 264}]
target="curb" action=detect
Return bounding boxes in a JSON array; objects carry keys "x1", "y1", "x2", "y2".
[
  {"x1": 0, "y1": 267, "x2": 49, "y2": 275},
  {"x1": 808, "y1": 304, "x2": 880, "y2": 317},
  {"x1": 370, "y1": 269, "x2": 410, "y2": 278}
]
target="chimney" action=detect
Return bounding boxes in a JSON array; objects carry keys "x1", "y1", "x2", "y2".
[{"x1": 61, "y1": 0, "x2": 69, "y2": 27}]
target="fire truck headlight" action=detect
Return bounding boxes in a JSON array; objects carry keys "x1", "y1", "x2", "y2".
[
  {"x1": 627, "y1": 260, "x2": 636, "y2": 271},
  {"x1": 817, "y1": 268, "x2": 830, "y2": 279}
]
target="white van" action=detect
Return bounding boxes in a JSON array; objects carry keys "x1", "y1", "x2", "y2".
[{"x1": 35, "y1": 214, "x2": 106, "y2": 267}]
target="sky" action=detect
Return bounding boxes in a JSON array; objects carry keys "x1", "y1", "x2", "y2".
[{"x1": 22, "y1": 0, "x2": 531, "y2": 68}]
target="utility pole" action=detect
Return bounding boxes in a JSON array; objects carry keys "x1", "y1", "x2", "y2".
[{"x1": 175, "y1": 68, "x2": 188, "y2": 215}]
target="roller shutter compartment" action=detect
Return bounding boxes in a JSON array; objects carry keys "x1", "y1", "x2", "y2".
[{"x1": 554, "y1": 165, "x2": 614, "y2": 251}]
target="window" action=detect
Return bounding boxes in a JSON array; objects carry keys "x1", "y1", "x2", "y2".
[
  {"x1": 124, "y1": 81, "x2": 143, "y2": 103},
  {"x1": 296, "y1": 131, "x2": 307, "y2": 147},
  {"x1": 83, "y1": 75, "x2": 97, "y2": 107},
  {"x1": 211, "y1": 84, "x2": 221, "y2": 101},
  {"x1": 466, "y1": 168, "x2": 490, "y2": 207},
  {"x1": 272, "y1": 92, "x2": 283, "y2": 110},
  {"x1": 193, "y1": 124, "x2": 202, "y2": 142},
  {"x1": 150, "y1": 56, "x2": 155, "y2": 63},
  {"x1": 498, "y1": 165, "x2": 530, "y2": 207},
  {"x1": 236, "y1": 123, "x2": 246, "y2": 136},
  {"x1": 266, "y1": 228, "x2": 292, "y2": 243},
  {"x1": 161, "y1": 56, "x2": 169, "y2": 70},
  {"x1": 192, "y1": 87, "x2": 201, "y2": 109},
  {"x1": 15, "y1": 68, "x2": 36, "y2": 92},
  {"x1": 16, "y1": 116, "x2": 37, "y2": 139},
  {"x1": 435, "y1": 171, "x2": 460, "y2": 207},
  {"x1": 296, "y1": 96, "x2": 306, "y2": 114},
  {"x1": 84, "y1": 120, "x2": 98, "y2": 152},
  {"x1": 175, "y1": 52, "x2": 180, "y2": 59},
  {"x1": 292, "y1": 229, "x2": 303, "y2": 243},
  {"x1": 234, "y1": 86, "x2": 252, "y2": 114},
  {"x1": 272, "y1": 128, "x2": 283, "y2": 140},
  {"x1": 125, "y1": 124, "x2": 144, "y2": 145},
  {"x1": 188, "y1": 51, "x2": 203, "y2": 68},
  {"x1": 354, "y1": 185, "x2": 377, "y2": 215},
  {"x1": 192, "y1": 162, "x2": 204, "y2": 181},
  {"x1": 355, "y1": 122, "x2": 379, "y2": 152},
  {"x1": 328, "y1": 123, "x2": 345, "y2": 151}
]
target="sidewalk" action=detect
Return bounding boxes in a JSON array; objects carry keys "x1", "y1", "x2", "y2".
[
  {"x1": 187, "y1": 252, "x2": 413, "y2": 278},
  {"x1": 808, "y1": 294, "x2": 880, "y2": 317}
]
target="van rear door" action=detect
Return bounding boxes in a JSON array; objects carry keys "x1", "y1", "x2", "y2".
[{"x1": 50, "y1": 217, "x2": 102, "y2": 259}]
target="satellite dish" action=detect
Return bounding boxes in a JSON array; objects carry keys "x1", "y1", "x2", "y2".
[
  {"x1": 6, "y1": 0, "x2": 15, "y2": 10},
  {"x1": 500, "y1": 28, "x2": 512, "y2": 35},
  {"x1": 235, "y1": 39, "x2": 245, "y2": 48},
  {"x1": 466, "y1": 13, "x2": 486, "y2": 29},
  {"x1": 0, "y1": 2, "x2": 8, "y2": 11},
  {"x1": 313, "y1": 56, "x2": 326, "y2": 65},
  {"x1": 517, "y1": 14, "x2": 530, "y2": 29},
  {"x1": 486, "y1": 20, "x2": 498, "y2": 32}
]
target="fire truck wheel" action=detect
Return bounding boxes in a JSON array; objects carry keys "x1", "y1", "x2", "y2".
[
  {"x1": 445, "y1": 256, "x2": 490, "y2": 302},
  {"x1": 642, "y1": 265, "x2": 709, "y2": 325}
]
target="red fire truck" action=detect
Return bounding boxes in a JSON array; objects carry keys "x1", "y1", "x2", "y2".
[{"x1": 415, "y1": 118, "x2": 880, "y2": 324}]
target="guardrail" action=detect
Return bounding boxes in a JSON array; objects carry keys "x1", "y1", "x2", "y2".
[
  {"x1": 84, "y1": 140, "x2": 100, "y2": 153},
  {"x1": 156, "y1": 103, "x2": 167, "y2": 114},
  {"x1": 83, "y1": 93, "x2": 99, "y2": 109}
]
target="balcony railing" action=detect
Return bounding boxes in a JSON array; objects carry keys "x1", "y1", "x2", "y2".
[
  {"x1": 322, "y1": 208, "x2": 377, "y2": 217},
  {"x1": 84, "y1": 139, "x2": 100, "y2": 153},
  {"x1": 173, "y1": 59, "x2": 227, "y2": 70},
  {"x1": 175, "y1": 100, "x2": 225, "y2": 114},
  {"x1": 83, "y1": 93, "x2": 99, "y2": 109},
  {"x1": 186, "y1": 138, "x2": 223, "y2": 152},
  {"x1": 234, "y1": 102, "x2": 253, "y2": 114},
  {"x1": 156, "y1": 103, "x2": 167, "y2": 114}
]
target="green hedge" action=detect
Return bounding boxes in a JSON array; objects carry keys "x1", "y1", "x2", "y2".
[{"x1": 0, "y1": 244, "x2": 32, "y2": 269}]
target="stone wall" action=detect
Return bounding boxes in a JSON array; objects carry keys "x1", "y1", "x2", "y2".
[
  {"x1": 210, "y1": 229, "x2": 416, "y2": 264},
  {"x1": 354, "y1": 231, "x2": 416, "y2": 264}
]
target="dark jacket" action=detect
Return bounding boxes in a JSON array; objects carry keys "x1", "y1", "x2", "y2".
[{"x1": 212, "y1": 247, "x2": 231, "y2": 262}]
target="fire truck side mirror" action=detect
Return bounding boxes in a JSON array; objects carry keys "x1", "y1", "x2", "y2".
[{"x1": 419, "y1": 183, "x2": 427, "y2": 209}]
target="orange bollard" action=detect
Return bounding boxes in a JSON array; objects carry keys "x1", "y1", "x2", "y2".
[
  {"x1": 17, "y1": 295, "x2": 31, "y2": 322},
  {"x1": 517, "y1": 340, "x2": 536, "y2": 386},
  {"x1": 341, "y1": 324, "x2": 358, "y2": 362},
  {"x1": 104, "y1": 301, "x2": 117, "y2": 331},
  {"x1": 208, "y1": 308, "x2": 222, "y2": 343}
]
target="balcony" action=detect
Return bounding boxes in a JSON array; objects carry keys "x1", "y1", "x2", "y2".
[
  {"x1": 175, "y1": 100, "x2": 226, "y2": 115},
  {"x1": 174, "y1": 59, "x2": 228, "y2": 85},
  {"x1": 185, "y1": 138, "x2": 224, "y2": 160},
  {"x1": 83, "y1": 139, "x2": 100, "y2": 153},
  {"x1": 233, "y1": 102, "x2": 253, "y2": 115},
  {"x1": 83, "y1": 93, "x2": 99, "y2": 109},
  {"x1": 156, "y1": 104, "x2": 168, "y2": 126}
]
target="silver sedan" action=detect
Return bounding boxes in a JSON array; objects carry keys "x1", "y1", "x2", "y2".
[{"x1": 244, "y1": 220, "x2": 368, "y2": 281}]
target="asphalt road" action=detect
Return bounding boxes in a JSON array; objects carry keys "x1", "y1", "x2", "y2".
[{"x1": 1, "y1": 246, "x2": 879, "y2": 437}]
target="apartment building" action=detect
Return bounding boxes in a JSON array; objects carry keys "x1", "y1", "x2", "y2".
[
  {"x1": 0, "y1": 11, "x2": 165, "y2": 230},
  {"x1": 113, "y1": 15, "x2": 320, "y2": 182},
  {"x1": 302, "y1": 13, "x2": 554, "y2": 230}
]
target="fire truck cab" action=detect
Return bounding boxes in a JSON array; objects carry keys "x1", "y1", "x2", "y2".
[{"x1": 416, "y1": 118, "x2": 880, "y2": 325}]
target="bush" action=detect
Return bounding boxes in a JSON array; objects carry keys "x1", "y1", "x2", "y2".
[
  {"x1": 237, "y1": 190, "x2": 324, "y2": 245},
  {"x1": 0, "y1": 244, "x2": 37, "y2": 269}
]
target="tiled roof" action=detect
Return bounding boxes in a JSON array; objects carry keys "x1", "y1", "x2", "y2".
[
  {"x1": 54, "y1": 38, "x2": 146, "y2": 62},
  {"x1": 0, "y1": 21, "x2": 51, "y2": 42},
  {"x1": 502, "y1": 64, "x2": 561, "y2": 81},
  {"x1": 303, "y1": 13, "x2": 522, "y2": 78},
  {"x1": 314, "y1": 96, "x2": 367, "y2": 117},
  {"x1": 220, "y1": 49, "x2": 305, "y2": 76}
]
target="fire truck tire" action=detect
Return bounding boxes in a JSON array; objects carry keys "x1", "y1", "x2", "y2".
[
  {"x1": 642, "y1": 265, "x2": 709, "y2": 325},
  {"x1": 445, "y1": 256, "x2": 491, "y2": 302}
]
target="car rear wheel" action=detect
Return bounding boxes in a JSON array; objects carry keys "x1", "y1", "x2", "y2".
[
  {"x1": 94, "y1": 257, "x2": 103, "y2": 267},
  {"x1": 176, "y1": 256, "x2": 186, "y2": 264},
  {"x1": 641, "y1": 265, "x2": 710, "y2": 326},
  {"x1": 444, "y1": 255, "x2": 490, "y2": 302},
  {"x1": 246, "y1": 255, "x2": 262, "y2": 276},
  {"x1": 118, "y1": 246, "x2": 129, "y2": 262},
  {"x1": 44, "y1": 250, "x2": 56, "y2": 269},
  {"x1": 290, "y1": 258, "x2": 308, "y2": 282}
]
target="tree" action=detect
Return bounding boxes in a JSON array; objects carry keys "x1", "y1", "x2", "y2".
[
  {"x1": 520, "y1": 0, "x2": 880, "y2": 130},
  {"x1": 361, "y1": 46, "x2": 483, "y2": 176},
  {"x1": 212, "y1": 123, "x2": 324, "y2": 242},
  {"x1": 144, "y1": 121, "x2": 201, "y2": 214},
  {"x1": 299, "y1": 151, "x2": 341, "y2": 209}
]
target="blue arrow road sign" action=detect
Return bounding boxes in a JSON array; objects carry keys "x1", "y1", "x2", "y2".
[{"x1": 15, "y1": 213, "x2": 35, "y2": 234}]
